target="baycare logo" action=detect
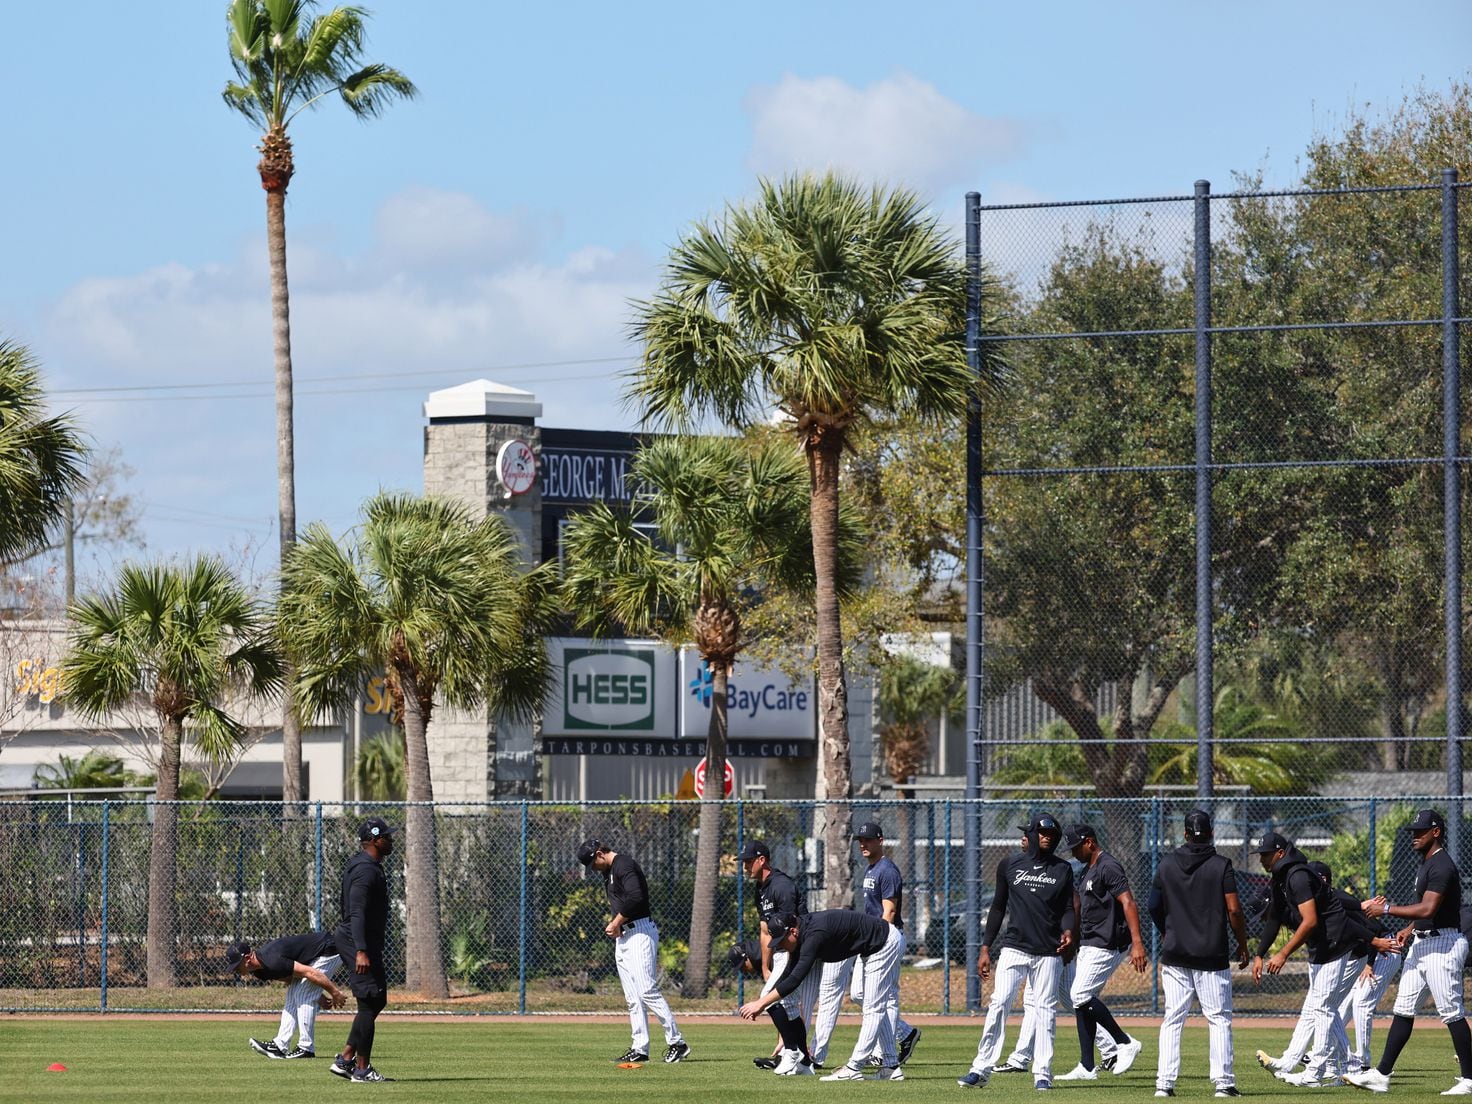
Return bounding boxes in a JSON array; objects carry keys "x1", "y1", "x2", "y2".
[
  {"x1": 687, "y1": 666, "x2": 809, "y2": 718},
  {"x1": 563, "y1": 649, "x2": 655, "y2": 731}
]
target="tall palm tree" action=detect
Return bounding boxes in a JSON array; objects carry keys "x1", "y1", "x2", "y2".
[
  {"x1": 278, "y1": 493, "x2": 555, "y2": 999},
  {"x1": 222, "y1": 0, "x2": 416, "y2": 805},
  {"x1": 629, "y1": 173, "x2": 1003, "y2": 906},
  {"x1": 561, "y1": 434, "x2": 860, "y2": 995},
  {"x1": 61, "y1": 557, "x2": 283, "y2": 987},
  {"x1": 0, "y1": 339, "x2": 87, "y2": 566}
]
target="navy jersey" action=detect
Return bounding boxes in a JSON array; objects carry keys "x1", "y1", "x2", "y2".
[
  {"x1": 1149, "y1": 844, "x2": 1238, "y2": 971},
  {"x1": 1415, "y1": 847, "x2": 1462, "y2": 932},
  {"x1": 756, "y1": 867, "x2": 805, "y2": 923},
  {"x1": 335, "y1": 850, "x2": 389, "y2": 956},
  {"x1": 862, "y1": 856, "x2": 904, "y2": 929},
  {"x1": 983, "y1": 849, "x2": 1076, "y2": 956},
  {"x1": 252, "y1": 931, "x2": 336, "y2": 981},
  {"x1": 1077, "y1": 851, "x2": 1132, "y2": 950}
]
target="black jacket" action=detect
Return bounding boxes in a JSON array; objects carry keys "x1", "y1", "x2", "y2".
[
  {"x1": 1149, "y1": 843, "x2": 1239, "y2": 971},
  {"x1": 335, "y1": 849, "x2": 389, "y2": 957},
  {"x1": 983, "y1": 847, "x2": 1076, "y2": 957},
  {"x1": 1256, "y1": 848, "x2": 1354, "y2": 964}
]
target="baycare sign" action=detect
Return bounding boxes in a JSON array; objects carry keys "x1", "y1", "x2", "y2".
[
  {"x1": 677, "y1": 648, "x2": 815, "y2": 741},
  {"x1": 543, "y1": 639, "x2": 675, "y2": 737}
]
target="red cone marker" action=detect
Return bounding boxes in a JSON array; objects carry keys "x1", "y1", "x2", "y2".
[{"x1": 47, "y1": 1063, "x2": 68, "y2": 1071}]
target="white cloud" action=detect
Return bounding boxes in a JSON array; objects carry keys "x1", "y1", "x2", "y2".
[{"x1": 744, "y1": 72, "x2": 1025, "y2": 196}]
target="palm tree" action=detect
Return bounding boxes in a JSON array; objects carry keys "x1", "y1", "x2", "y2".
[
  {"x1": 877, "y1": 654, "x2": 960, "y2": 800},
  {"x1": 561, "y1": 433, "x2": 859, "y2": 995},
  {"x1": 0, "y1": 339, "x2": 87, "y2": 566},
  {"x1": 629, "y1": 173, "x2": 1002, "y2": 906},
  {"x1": 222, "y1": 0, "x2": 416, "y2": 805},
  {"x1": 278, "y1": 493, "x2": 555, "y2": 999},
  {"x1": 61, "y1": 557, "x2": 282, "y2": 987}
]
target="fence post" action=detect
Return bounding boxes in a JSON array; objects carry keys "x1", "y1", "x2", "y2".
[
  {"x1": 1150, "y1": 796, "x2": 1162, "y2": 1015},
  {"x1": 1443, "y1": 166, "x2": 1465, "y2": 862},
  {"x1": 963, "y1": 189, "x2": 986, "y2": 1011},
  {"x1": 736, "y1": 799, "x2": 746, "y2": 1007},
  {"x1": 1194, "y1": 178, "x2": 1215, "y2": 802},
  {"x1": 943, "y1": 799, "x2": 952, "y2": 1015},
  {"x1": 1368, "y1": 797, "x2": 1378, "y2": 900},
  {"x1": 313, "y1": 802, "x2": 323, "y2": 931},
  {"x1": 100, "y1": 800, "x2": 109, "y2": 1014},
  {"x1": 518, "y1": 801, "x2": 529, "y2": 1015}
]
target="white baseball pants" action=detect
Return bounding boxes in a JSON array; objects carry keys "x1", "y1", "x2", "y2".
[
  {"x1": 1392, "y1": 931, "x2": 1468, "y2": 1022},
  {"x1": 1157, "y1": 964, "x2": 1234, "y2": 1092},
  {"x1": 837, "y1": 926, "x2": 905, "y2": 1070},
  {"x1": 1341, "y1": 952, "x2": 1401, "y2": 1068},
  {"x1": 614, "y1": 918, "x2": 683, "y2": 1052},
  {"x1": 971, "y1": 948, "x2": 1063, "y2": 1081},
  {"x1": 823, "y1": 948, "x2": 915, "y2": 1059},
  {"x1": 1009, "y1": 954, "x2": 1117, "y2": 1066},
  {"x1": 1296, "y1": 955, "x2": 1364, "y2": 1079},
  {"x1": 271, "y1": 952, "x2": 341, "y2": 1052}
]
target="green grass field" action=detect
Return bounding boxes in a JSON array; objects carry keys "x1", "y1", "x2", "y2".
[{"x1": 2, "y1": 1018, "x2": 1468, "y2": 1101}]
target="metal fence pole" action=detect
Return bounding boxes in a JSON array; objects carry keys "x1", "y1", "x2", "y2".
[
  {"x1": 1368, "y1": 797, "x2": 1378, "y2": 900},
  {"x1": 964, "y1": 189, "x2": 985, "y2": 1011},
  {"x1": 313, "y1": 802, "x2": 323, "y2": 930},
  {"x1": 1194, "y1": 178, "x2": 1215, "y2": 802},
  {"x1": 1150, "y1": 796, "x2": 1162, "y2": 1015},
  {"x1": 736, "y1": 799, "x2": 746, "y2": 1007},
  {"x1": 100, "y1": 800, "x2": 109, "y2": 1014},
  {"x1": 518, "y1": 800, "x2": 529, "y2": 1015},
  {"x1": 943, "y1": 799, "x2": 953, "y2": 1015},
  {"x1": 1444, "y1": 167, "x2": 1465, "y2": 861}
]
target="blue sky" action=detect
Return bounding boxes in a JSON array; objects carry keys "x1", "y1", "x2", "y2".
[{"x1": 1, "y1": 0, "x2": 1467, "y2": 575}]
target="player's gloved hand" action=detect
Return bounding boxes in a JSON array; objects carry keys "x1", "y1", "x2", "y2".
[
  {"x1": 1130, "y1": 940, "x2": 1148, "y2": 974},
  {"x1": 355, "y1": 951, "x2": 370, "y2": 975}
]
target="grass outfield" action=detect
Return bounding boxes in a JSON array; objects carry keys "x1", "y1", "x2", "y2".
[{"x1": 3, "y1": 1019, "x2": 1470, "y2": 1101}]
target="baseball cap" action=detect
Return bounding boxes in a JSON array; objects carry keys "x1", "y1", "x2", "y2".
[
  {"x1": 1407, "y1": 809, "x2": 1447, "y2": 833},
  {"x1": 1252, "y1": 830, "x2": 1291, "y2": 855},
  {"x1": 358, "y1": 816, "x2": 396, "y2": 842},
  {"x1": 1062, "y1": 824, "x2": 1096, "y2": 851},
  {"x1": 853, "y1": 821, "x2": 884, "y2": 840},
  {"x1": 737, "y1": 840, "x2": 771, "y2": 861},
  {"x1": 765, "y1": 911, "x2": 797, "y2": 945},
  {"x1": 1183, "y1": 809, "x2": 1213, "y2": 839},
  {"x1": 225, "y1": 940, "x2": 251, "y2": 969},
  {"x1": 1017, "y1": 811, "x2": 1060, "y2": 835},
  {"x1": 575, "y1": 838, "x2": 603, "y2": 866},
  {"x1": 1307, "y1": 861, "x2": 1333, "y2": 884},
  {"x1": 726, "y1": 938, "x2": 761, "y2": 971}
]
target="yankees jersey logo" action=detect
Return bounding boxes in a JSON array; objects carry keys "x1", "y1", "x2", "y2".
[
  {"x1": 1013, "y1": 866, "x2": 1061, "y2": 889},
  {"x1": 863, "y1": 874, "x2": 877, "y2": 892}
]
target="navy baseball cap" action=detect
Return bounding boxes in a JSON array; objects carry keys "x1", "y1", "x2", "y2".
[
  {"x1": 765, "y1": 911, "x2": 797, "y2": 944},
  {"x1": 726, "y1": 938, "x2": 761, "y2": 971},
  {"x1": 1252, "y1": 830, "x2": 1291, "y2": 855},
  {"x1": 1017, "y1": 811, "x2": 1060, "y2": 835},
  {"x1": 1062, "y1": 824, "x2": 1096, "y2": 851},
  {"x1": 575, "y1": 838, "x2": 603, "y2": 866},
  {"x1": 225, "y1": 940, "x2": 251, "y2": 969},
  {"x1": 358, "y1": 816, "x2": 396, "y2": 842},
  {"x1": 1307, "y1": 861, "x2": 1333, "y2": 884},
  {"x1": 1184, "y1": 809, "x2": 1213, "y2": 839},
  {"x1": 853, "y1": 821, "x2": 884, "y2": 840},
  {"x1": 1407, "y1": 809, "x2": 1447, "y2": 833},
  {"x1": 737, "y1": 840, "x2": 771, "y2": 861}
]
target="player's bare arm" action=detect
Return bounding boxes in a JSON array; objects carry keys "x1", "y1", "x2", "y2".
[
  {"x1": 1363, "y1": 889, "x2": 1444, "y2": 921},
  {"x1": 1118, "y1": 889, "x2": 1148, "y2": 972},
  {"x1": 292, "y1": 961, "x2": 346, "y2": 1007},
  {"x1": 882, "y1": 897, "x2": 899, "y2": 925}
]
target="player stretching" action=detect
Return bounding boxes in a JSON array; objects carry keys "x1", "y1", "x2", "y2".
[
  {"x1": 577, "y1": 839, "x2": 689, "y2": 1064},
  {"x1": 956, "y1": 810, "x2": 1076, "y2": 1092},
  {"x1": 1345, "y1": 808, "x2": 1472, "y2": 1096},
  {"x1": 739, "y1": 838, "x2": 817, "y2": 1074},
  {"x1": 1055, "y1": 823, "x2": 1147, "y2": 1081},
  {"x1": 329, "y1": 817, "x2": 395, "y2": 1084},
  {"x1": 227, "y1": 932, "x2": 345, "y2": 1058}
]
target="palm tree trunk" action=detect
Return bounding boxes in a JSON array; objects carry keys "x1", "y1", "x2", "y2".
[
  {"x1": 146, "y1": 715, "x2": 182, "y2": 988},
  {"x1": 399, "y1": 670, "x2": 449, "y2": 998},
  {"x1": 264, "y1": 182, "x2": 304, "y2": 810},
  {"x1": 683, "y1": 662, "x2": 729, "y2": 998},
  {"x1": 808, "y1": 437, "x2": 852, "y2": 909}
]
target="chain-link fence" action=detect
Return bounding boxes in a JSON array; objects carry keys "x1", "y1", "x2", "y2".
[{"x1": 0, "y1": 795, "x2": 1464, "y2": 1016}]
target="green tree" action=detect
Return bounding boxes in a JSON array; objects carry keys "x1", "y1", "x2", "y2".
[
  {"x1": 35, "y1": 750, "x2": 141, "y2": 790},
  {"x1": 560, "y1": 433, "x2": 858, "y2": 996},
  {"x1": 629, "y1": 173, "x2": 1003, "y2": 905},
  {"x1": 876, "y1": 654, "x2": 960, "y2": 799},
  {"x1": 61, "y1": 558, "x2": 282, "y2": 987},
  {"x1": 356, "y1": 730, "x2": 406, "y2": 801},
  {"x1": 222, "y1": 0, "x2": 416, "y2": 805},
  {"x1": 0, "y1": 340, "x2": 87, "y2": 566},
  {"x1": 278, "y1": 493, "x2": 554, "y2": 999}
]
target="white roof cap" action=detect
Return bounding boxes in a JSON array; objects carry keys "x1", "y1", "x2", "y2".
[{"x1": 423, "y1": 378, "x2": 542, "y2": 421}]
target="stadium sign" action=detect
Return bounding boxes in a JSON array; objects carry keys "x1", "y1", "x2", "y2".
[
  {"x1": 678, "y1": 649, "x2": 816, "y2": 741},
  {"x1": 543, "y1": 638, "x2": 675, "y2": 737}
]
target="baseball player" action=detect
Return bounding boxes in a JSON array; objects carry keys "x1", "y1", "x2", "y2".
[
  {"x1": 328, "y1": 816, "x2": 395, "y2": 1084},
  {"x1": 576, "y1": 838, "x2": 689, "y2": 1064},
  {"x1": 956, "y1": 810, "x2": 1076, "y2": 1092},
  {"x1": 1259, "y1": 861, "x2": 1400, "y2": 1079},
  {"x1": 1249, "y1": 830, "x2": 1370, "y2": 1088},
  {"x1": 1147, "y1": 808, "x2": 1250, "y2": 1099},
  {"x1": 738, "y1": 839, "x2": 817, "y2": 1074},
  {"x1": 738, "y1": 908, "x2": 907, "y2": 1082},
  {"x1": 227, "y1": 931, "x2": 345, "y2": 1059},
  {"x1": 807, "y1": 822, "x2": 922, "y2": 1070},
  {"x1": 1055, "y1": 823, "x2": 1147, "y2": 1081},
  {"x1": 1344, "y1": 808, "x2": 1472, "y2": 1096}
]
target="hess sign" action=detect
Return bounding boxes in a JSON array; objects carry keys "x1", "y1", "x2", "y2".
[{"x1": 694, "y1": 756, "x2": 734, "y2": 798}]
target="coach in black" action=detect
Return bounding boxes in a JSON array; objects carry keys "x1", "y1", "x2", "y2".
[
  {"x1": 1346, "y1": 808, "x2": 1472, "y2": 1095},
  {"x1": 739, "y1": 839, "x2": 813, "y2": 1072},
  {"x1": 329, "y1": 816, "x2": 394, "y2": 1084}
]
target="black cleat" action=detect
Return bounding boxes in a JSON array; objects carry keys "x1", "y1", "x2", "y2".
[
  {"x1": 283, "y1": 1047, "x2": 315, "y2": 1059},
  {"x1": 329, "y1": 1055, "x2": 354, "y2": 1079},
  {"x1": 663, "y1": 1041, "x2": 691, "y2": 1063},
  {"x1": 1099, "y1": 1055, "x2": 1117, "y2": 1072},
  {"x1": 997, "y1": 1061, "x2": 1030, "y2": 1073},
  {"x1": 753, "y1": 1056, "x2": 779, "y2": 1070},
  {"x1": 350, "y1": 1064, "x2": 392, "y2": 1083},
  {"x1": 615, "y1": 1048, "x2": 650, "y2": 1063},
  {"x1": 249, "y1": 1038, "x2": 287, "y2": 1059},
  {"x1": 898, "y1": 1027, "x2": 922, "y2": 1066}
]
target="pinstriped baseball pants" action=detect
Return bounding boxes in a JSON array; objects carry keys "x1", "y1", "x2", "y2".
[
  {"x1": 271, "y1": 953, "x2": 341, "y2": 1051},
  {"x1": 1157, "y1": 964, "x2": 1234, "y2": 1092},
  {"x1": 614, "y1": 918, "x2": 682, "y2": 1053}
]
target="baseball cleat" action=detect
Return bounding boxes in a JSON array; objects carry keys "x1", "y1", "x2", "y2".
[
  {"x1": 249, "y1": 1038, "x2": 287, "y2": 1059},
  {"x1": 1035, "y1": 1079, "x2": 1052, "y2": 1090},
  {"x1": 1154, "y1": 1091, "x2": 1175, "y2": 1099},
  {"x1": 283, "y1": 1047, "x2": 315, "y2": 1059},
  {"x1": 957, "y1": 1072, "x2": 987, "y2": 1088},
  {"x1": 329, "y1": 1055, "x2": 354, "y2": 1079},
  {"x1": 1344, "y1": 1068, "x2": 1390, "y2": 1093},
  {"x1": 753, "y1": 1056, "x2": 779, "y2": 1070},
  {"x1": 1280, "y1": 1070, "x2": 1344, "y2": 1087},
  {"x1": 1442, "y1": 1079, "x2": 1472, "y2": 1096},
  {"x1": 898, "y1": 1027, "x2": 922, "y2": 1066},
  {"x1": 778, "y1": 1059, "x2": 816, "y2": 1077},
  {"x1": 821, "y1": 1064, "x2": 867, "y2": 1082},
  {"x1": 1214, "y1": 1089, "x2": 1242, "y2": 1098},
  {"x1": 614, "y1": 1048, "x2": 649, "y2": 1063},
  {"x1": 862, "y1": 1054, "x2": 884, "y2": 1067},
  {"x1": 1256, "y1": 1049, "x2": 1290, "y2": 1074},
  {"x1": 662, "y1": 1041, "x2": 690, "y2": 1063},
  {"x1": 996, "y1": 1060, "x2": 1030, "y2": 1073},
  {"x1": 1099, "y1": 1055, "x2": 1117, "y2": 1072},
  {"x1": 350, "y1": 1064, "x2": 391, "y2": 1083},
  {"x1": 773, "y1": 1049, "x2": 805, "y2": 1075},
  {"x1": 1056, "y1": 1064, "x2": 1099, "y2": 1081},
  {"x1": 871, "y1": 1067, "x2": 903, "y2": 1081},
  {"x1": 1112, "y1": 1036, "x2": 1143, "y2": 1075}
]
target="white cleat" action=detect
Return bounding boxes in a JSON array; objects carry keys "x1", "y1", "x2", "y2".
[
  {"x1": 1280, "y1": 1070, "x2": 1345, "y2": 1088},
  {"x1": 1442, "y1": 1079, "x2": 1472, "y2": 1096},
  {"x1": 1344, "y1": 1068, "x2": 1391, "y2": 1093},
  {"x1": 778, "y1": 1060, "x2": 816, "y2": 1077},
  {"x1": 773, "y1": 1049, "x2": 804, "y2": 1075},
  {"x1": 870, "y1": 1067, "x2": 903, "y2": 1081},
  {"x1": 821, "y1": 1064, "x2": 867, "y2": 1082},
  {"x1": 1256, "y1": 1049, "x2": 1289, "y2": 1073},
  {"x1": 1112, "y1": 1037, "x2": 1143, "y2": 1076},
  {"x1": 1055, "y1": 1064, "x2": 1099, "y2": 1081}
]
